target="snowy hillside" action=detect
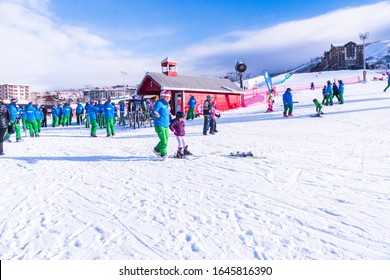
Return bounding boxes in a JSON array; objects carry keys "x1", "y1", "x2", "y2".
[
  {"x1": 0, "y1": 70, "x2": 389, "y2": 261},
  {"x1": 366, "y1": 40, "x2": 390, "y2": 68}
]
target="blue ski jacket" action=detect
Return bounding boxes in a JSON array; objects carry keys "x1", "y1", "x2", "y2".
[
  {"x1": 51, "y1": 107, "x2": 59, "y2": 118},
  {"x1": 8, "y1": 103, "x2": 18, "y2": 121},
  {"x1": 63, "y1": 106, "x2": 72, "y2": 116},
  {"x1": 87, "y1": 104, "x2": 99, "y2": 121},
  {"x1": 104, "y1": 103, "x2": 115, "y2": 119},
  {"x1": 153, "y1": 99, "x2": 171, "y2": 128},
  {"x1": 282, "y1": 91, "x2": 293, "y2": 105},
  {"x1": 76, "y1": 104, "x2": 84, "y2": 114},
  {"x1": 188, "y1": 96, "x2": 197, "y2": 109},
  {"x1": 26, "y1": 103, "x2": 36, "y2": 121}
]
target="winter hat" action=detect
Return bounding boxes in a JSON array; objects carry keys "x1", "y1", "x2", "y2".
[
  {"x1": 313, "y1": 99, "x2": 318, "y2": 102},
  {"x1": 206, "y1": 95, "x2": 211, "y2": 100},
  {"x1": 176, "y1": 111, "x2": 184, "y2": 119},
  {"x1": 286, "y1": 88, "x2": 292, "y2": 92},
  {"x1": 160, "y1": 90, "x2": 172, "y2": 97}
]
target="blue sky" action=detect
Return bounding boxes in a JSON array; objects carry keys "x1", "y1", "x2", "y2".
[{"x1": 1, "y1": 0, "x2": 389, "y2": 91}]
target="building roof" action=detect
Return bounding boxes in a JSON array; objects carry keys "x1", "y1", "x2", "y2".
[{"x1": 142, "y1": 72, "x2": 245, "y2": 95}]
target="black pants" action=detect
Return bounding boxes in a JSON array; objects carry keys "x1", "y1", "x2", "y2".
[
  {"x1": 203, "y1": 115, "x2": 210, "y2": 134},
  {"x1": 0, "y1": 128, "x2": 7, "y2": 154},
  {"x1": 42, "y1": 117, "x2": 47, "y2": 127},
  {"x1": 210, "y1": 118, "x2": 217, "y2": 133}
]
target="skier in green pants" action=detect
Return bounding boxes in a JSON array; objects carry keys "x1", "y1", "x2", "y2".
[
  {"x1": 152, "y1": 90, "x2": 172, "y2": 159},
  {"x1": 4, "y1": 98, "x2": 23, "y2": 142},
  {"x1": 87, "y1": 101, "x2": 99, "y2": 137}
]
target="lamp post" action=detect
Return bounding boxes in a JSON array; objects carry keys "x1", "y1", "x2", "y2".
[
  {"x1": 359, "y1": 32, "x2": 369, "y2": 82},
  {"x1": 120, "y1": 71, "x2": 128, "y2": 97}
]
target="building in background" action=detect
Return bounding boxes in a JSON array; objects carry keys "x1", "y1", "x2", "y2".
[
  {"x1": 312, "y1": 41, "x2": 364, "y2": 72},
  {"x1": 137, "y1": 57, "x2": 245, "y2": 115},
  {"x1": 0, "y1": 84, "x2": 30, "y2": 101}
]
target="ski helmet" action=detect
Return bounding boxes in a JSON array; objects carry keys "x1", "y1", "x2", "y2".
[
  {"x1": 313, "y1": 99, "x2": 318, "y2": 102},
  {"x1": 176, "y1": 111, "x2": 184, "y2": 119}
]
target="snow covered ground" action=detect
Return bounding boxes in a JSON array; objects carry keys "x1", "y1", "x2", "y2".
[{"x1": 0, "y1": 70, "x2": 389, "y2": 260}]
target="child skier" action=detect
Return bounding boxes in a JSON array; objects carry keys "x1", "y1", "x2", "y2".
[
  {"x1": 169, "y1": 111, "x2": 192, "y2": 158},
  {"x1": 313, "y1": 99, "x2": 324, "y2": 116},
  {"x1": 321, "y1": 85, "x2": 327, "y2": 104},
  {"x1": 266, "y1": 89, "x2": 274, "y2": 112}
]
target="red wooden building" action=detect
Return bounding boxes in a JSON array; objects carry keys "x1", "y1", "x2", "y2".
[{"x1": 137, "y1": 57, "x2": 245, "y2": 114}]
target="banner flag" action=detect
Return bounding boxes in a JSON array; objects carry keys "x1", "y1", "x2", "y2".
[{"x1": 262, "y1": 70, "x2": 273, "y2": 92}]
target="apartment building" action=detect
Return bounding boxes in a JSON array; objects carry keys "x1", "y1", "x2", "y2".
[
  {"x1": 313, "y1": 41, "x2": 364, "y2": 72},
  {"x1": 0, "y1": 84, "x2": 30, "y2": 101}
]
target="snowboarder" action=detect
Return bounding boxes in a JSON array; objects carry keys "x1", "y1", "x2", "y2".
[
  {"x1": 313, "y1": 99, "x2": 324, "y2": 116},
  {"x1": 169, "y1": 111, "x2": 192, "y2": 158}
]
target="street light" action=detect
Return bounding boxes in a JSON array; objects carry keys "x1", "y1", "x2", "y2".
[
  {"x1": 359, "y1": 32, "x2": 369, "y2": 82},
  {"x1": 120, "y1": 71, "x2": 128, "y2": 97}
]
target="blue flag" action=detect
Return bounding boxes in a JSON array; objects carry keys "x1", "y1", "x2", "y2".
[{"x1": 262, "y1": 70, "x2": 273, "y2": 92}]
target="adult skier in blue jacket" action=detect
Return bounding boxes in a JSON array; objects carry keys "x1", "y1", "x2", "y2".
[
  {"x1": 282, "y1": 88, "x2": 293, "y2": 117},
  {"x1": 26, "y1": 102, "x2": 39, "y2": 137},
  {"x1": 325, "y1": 80, "x2": 334, "y2": 106},
  {"x1": 75, "y1": 102, "x2": 84, "y2": 125},
  {"x1": 4, "y1": 99, "x2": 23, "y2": 142},
  {"x1": 104, "y1": 99, "x2": 116, "y2": 137},
  {"x1": 152, "y1": 90, "x2": 172, "y2": 159},
  {"x1": 51, "y1": 105, "x2": 59, "y2": 127},
  {"x1": 87, "y1": 101, "x2": 100, "y2": 137},
  {"x1": 186, "y1": 95, "x2": 197, "y2": 120}
]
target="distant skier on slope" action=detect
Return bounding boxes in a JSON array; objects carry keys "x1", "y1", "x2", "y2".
[
  {"x1": 282, "y1": 88, "x2": 293, "y2": 117},
  {"x1": 313, "y1": 99, "x2": 324, "y2": 116}
]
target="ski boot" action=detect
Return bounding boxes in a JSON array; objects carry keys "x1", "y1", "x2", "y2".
[
  {"x1": 183, "y1": 145, "x2": 193, "y2": 156},
  {"x1": 175, "y1": 148, "x2": 184, "y2": 158},
  {"x1": 153, "y1": 147, "x2": 161, "y2": 157}
]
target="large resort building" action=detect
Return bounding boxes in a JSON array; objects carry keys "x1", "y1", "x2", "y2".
[{"x1": 312, "y1": 41, "x2": 365, "y2": 72}]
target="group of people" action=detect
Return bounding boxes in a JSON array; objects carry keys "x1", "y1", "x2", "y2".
[
  {"x1": 0, "y1": 98, "x2": 46, "y2": 155},
  {"x1": 151, "y1": 91, "x2": 220, "y2": 160},
  {"x1": 320, "y1": 80, "x2": 345, "y2": 106},
  {"x1": 279, "y1": 79, "x2": 346, "y2": 118}
]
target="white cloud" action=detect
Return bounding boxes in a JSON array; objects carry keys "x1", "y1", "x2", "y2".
[
  {"x1": 178, "y1": 1, "x2": 390, "y2": 77},
  {"x1": 0, "y1": 1, "x2": 160, "y2": 91},
  {"x1": 0, "y1": 0, "x2": 389, "y2": 91}
]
